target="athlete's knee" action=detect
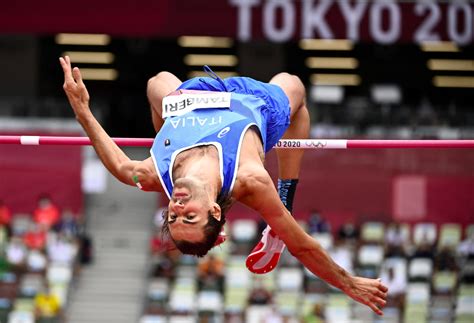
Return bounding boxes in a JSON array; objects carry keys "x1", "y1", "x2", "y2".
[
  {"x1": 270, "y1": 72, "x2": 306, "y2": 109},
  {"x1": 272, "y1": 72, "x2": 305, "y2": 93},
  {"x1": 147, "y1": 71, "x2": 176, "y2": 90}
]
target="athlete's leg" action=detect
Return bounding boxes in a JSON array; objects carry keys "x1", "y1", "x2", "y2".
[
  {"x1": 147, "y1": 72, "x2": 182, "y2": 132},
  {"x1": 269, "y1": 72, "x2": 310, "y2": 180},
  {"x1": 246, "y1": 73, "x2": 310, "y2": 274}
]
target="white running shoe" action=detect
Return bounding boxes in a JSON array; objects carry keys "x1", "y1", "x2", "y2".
[{"x1": 245, "y1": 225, "x2": 286, "y2": 274}]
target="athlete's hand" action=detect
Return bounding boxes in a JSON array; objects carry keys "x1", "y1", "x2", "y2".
[
  {"x1": 343, "y1": 276, "x2": 388, "y2": 316},
  {"x1": 59, "y1": 56, "x2": 91, "y2": 118}
]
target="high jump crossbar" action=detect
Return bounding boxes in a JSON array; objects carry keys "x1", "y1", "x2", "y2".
[{"x1": 0, "y1": 135, "x2": 474, "y2": 149}]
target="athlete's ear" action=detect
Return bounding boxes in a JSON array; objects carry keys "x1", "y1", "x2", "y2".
[{"x1": 210, "y1": 203, "x2": 221, "y2": 221}]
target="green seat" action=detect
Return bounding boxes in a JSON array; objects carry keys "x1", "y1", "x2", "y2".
[
  {"x1": 404, "y1": 304, "x2": 428, "y2": 323},
  {"x1": 224, "y1": 287, "x2": 248, "y2": 313},
  {"x1": 13, "y1": 298, "x2": 35, "y2": 312},
  {"x1": 438, "y1": 223, "x2": 461, "y2": 249},
  {"x1": 433, "y1": 271, "x2": 457, "y2": 294}
]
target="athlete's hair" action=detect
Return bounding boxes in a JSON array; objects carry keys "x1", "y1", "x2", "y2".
[{"x1": 161, "y1": 192, "x2": 233, "y2": 257}]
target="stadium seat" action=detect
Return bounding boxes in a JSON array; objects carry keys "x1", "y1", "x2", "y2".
[
  {"x1": 197, "y1": 290, "x2": 223, "y2": 312},
  {"x1": 245, "y1": 305, "x2": 273, "y2": 323},
  {"x1": 455, "y1": 283, "x2": 474, "y2": 322},
  {"x1": 147, "y1": 278, "x2": 169, "y2": 302},
  {"x1": 361, "y1": 221, "x2": 385, "y2": 243},
  {"x1": 380, "y1": 306, "x2": 401, "y2": 323},
  {"x1": 380, "y1": 257, "x2": 407, "y2": 296},
  {"x1": 386, "y1": 222, "x2": 411, "y2": 242},
  {"x1": 383, "y1": 257, "x2": 407, "y2": 275},
  {"x1": 256, "y1": 271, "x2": 276, "y2": 292},
  {"x1": 403, "y1": 303, "x2": 428, "y2": 323},
  {"x1": 276, "y1": 267, "x2": 303, "y2": 291},
  {"x1": 406, "y1": 283, "x2": 430, "y2": 304},
  {"x1": 324, "y1": 293, "x2": 351, "y2": 322},
  {"x1": 175, "y1": 265, "x2": 197, "y2": 280},
  {"x1": 311, "y1": 232, "x2": 333, "y2": 250},
  {"x1": 231, "y1": 219, "x2": 258, "y2": 243},
  {"x1": 274, "y1": 291, "x2": 300, "y2": 316},
  {"x1": 47, "y1": 263, "x2": 72, "y2": 285},
  {"x1": 11, "y1": 214, "x2": 31, "y2": 236},
  {"x1": 358, "y1": 244, "x2": 384, "y2": 266},
  {"x1": 405, "y1": 284, "x2": 430, "y2": 322},
  {"x1": 430, "y1": 295, "x2": 454, "y2": 322},
  {"x1": 438, "y1": 223, "x2": 462, "y2": 249},
  {"x1": 224, "y1": 286, "x2": 248, "y2": 313},
  {"x1": 408, "y1": 258, "x2": 433, "y2": 281},
  {"x1": 169, "y1": 277, "x2": 196, "y2": 313},
  {"x1": 225, "y1": 256, "x2": 251, "y2": 289},
  {"x1": 12, "y1": 298, "x2": 35, "y2": 312},
  {"x1": 169, "y1": 315, "x2": 195, "y2": 323},
  {"x1": 330, "y1": 244, "x2": 354, "y2": 274},
  {"x1": 139, "y1": 315, "x2": 167, "y2": 323},
  {"x1": 19, "y1": 274, "x2": 44, "y2": 298},
  {"x1": 352, "y1": 301, "x2": 375, "y2": 323},
  {"x1": 413, "y1": 223, "x2": 437, "y2": 246},
  {"x1": 7, "y1": 310, "x2": 34, "y2": 323},
  {"x1": 433, "y1": 271, "x2": 457, "y2": 294},
  {"x1": 50, "y1": 282, "x2": 68, "y2": 307}
]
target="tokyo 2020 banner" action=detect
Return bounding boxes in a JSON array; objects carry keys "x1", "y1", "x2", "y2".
[{"x1": 0, "y1": 0, "x2": 472, "y2": 45}]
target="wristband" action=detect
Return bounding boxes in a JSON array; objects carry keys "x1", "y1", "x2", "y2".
[{"x1": 132, "y1": 175, "x2": 143, "y2": 190}]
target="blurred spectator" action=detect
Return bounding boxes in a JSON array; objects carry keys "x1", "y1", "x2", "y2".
[
  {"x1": 34, "y1": 285, "x2": 61, "y2": 323},
  {"x1": 78, "y1": 230, "x2": 93, "y2": 265},
  {"x1": 302, "y1": 303, "x2": 325, "y2": 323},
  {"x1": 307, "y1": 210, "x2": 330, "y2": 234},
  {"x1": 33, "y1": 194, "x2": 60, "y2": 230},
  {"x1": 54, "y1": 209, "x2": 79, "y2": 238},
  {"x1": 338, "y1": 222, "x2": 359, "y2": 242},
  {"x1": 0, "y1": 200, "x2": 12, "y2": 229},
  {"x1": 413, "y1": 232, "x2": 435, "y2": 260},
  {"x1": 27, "y1": 250, "x2": 48, "y2": 273},
  {"x1": 47, "y1": 233, "x2": 76, "y2": 266},
  {"x1": 329, "y1": 239, "x2": 354, "y2": 274},
  {"x1": 248, "y1": 279, "x2": 273, "y2": 305},
  {"x1": 197, "y1": 254, "x2": 224, "y2": 292},
  {"x1": 435, "y1": 246, "x2": 457, "y2": 271},
  {"x1": 6, "y1": 236, "x2": 27, "y2": 272},
  {"x1": 380, "y1": 264, "x2": 406, "y2": 310},
  {"x1": 151, "y1": 251, "x2": 176, "y2": 279},
  {"x1": 457, "y1": 231, "x2": 474, "y2": 283},
  {"x1": 23, "y1": 223, "x2": 47, "y2": 250},
  {"x1": 458, "y1": 231, "x2": 474, "y2": 260},
  {"x1": 385, "y1": 222, "x2": 406, "y2": 257}
]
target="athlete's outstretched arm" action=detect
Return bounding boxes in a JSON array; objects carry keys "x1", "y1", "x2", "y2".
[
  {"x1": 239, "y1": 168, "x2": 388, "y2": 316},
  {"x1": 59, "y1": 56, "x2": 161, "y2": 191}
]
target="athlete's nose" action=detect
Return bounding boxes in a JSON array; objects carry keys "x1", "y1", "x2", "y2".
[{"x1": 172, "y1": 201, "x2": 184, "y2": 212}]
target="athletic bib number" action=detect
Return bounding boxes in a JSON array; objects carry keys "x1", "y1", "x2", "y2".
[{"x1": 162, "y1": 92, "x2": 231, "y2": 118}]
